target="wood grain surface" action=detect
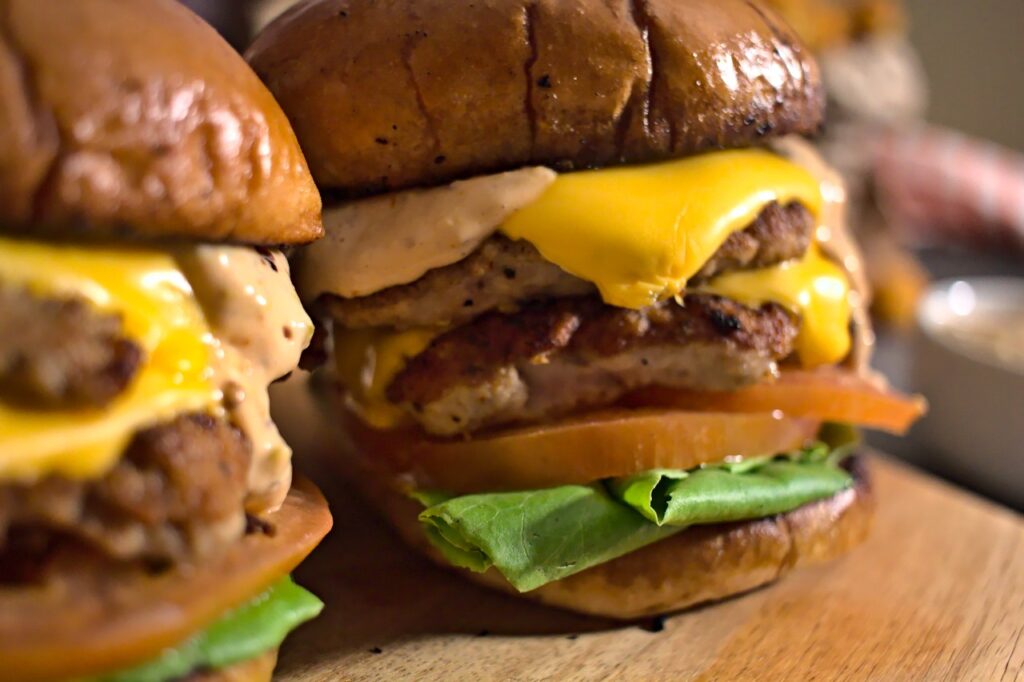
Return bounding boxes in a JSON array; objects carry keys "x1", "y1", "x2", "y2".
[{"x1": 277, "y1": 454, "x2": 1024, "y2": 681}]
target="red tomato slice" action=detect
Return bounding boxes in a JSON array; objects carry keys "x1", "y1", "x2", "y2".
[
  {"x1": 0, "y1": 478, "x2": 331, "y2": 682},
  {"x1": 623, "y1": 368, "x2": 926, "y2": 435},
  {"x1": 347, "y1": 409, "x2": 821, "y2": 494}
]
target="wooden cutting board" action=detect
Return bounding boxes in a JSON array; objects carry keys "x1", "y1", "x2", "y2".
[{"x1": 276, "y1": 454, "x2": 1024, "y2": 681}]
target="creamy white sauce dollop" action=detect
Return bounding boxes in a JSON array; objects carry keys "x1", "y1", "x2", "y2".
[
  {"x1": 178, "y1": 246, "x2": 314, "y2": 513},
  {"x1": 297, "y1": 167, "x2": 556, "y2": 300}
]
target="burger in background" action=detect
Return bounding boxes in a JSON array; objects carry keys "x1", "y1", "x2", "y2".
[
  {"x1": 0, "y1": 1, "x2": 330, "y2": 679},
  {"x1": 249, "y1": 0, "x2": 924, "y2": 618},
  {"x1": 763, "y1": 0, "x2": 931, "y2": 328}
]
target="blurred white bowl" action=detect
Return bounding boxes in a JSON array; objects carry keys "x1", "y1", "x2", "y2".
[{"x1": 911, "y1": 277, "x2": 1024, "y2": 507}]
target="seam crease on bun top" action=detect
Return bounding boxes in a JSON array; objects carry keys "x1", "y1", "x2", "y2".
[
  {"x1": 248, "y1": 0, "x2": 824, "y2": 196},
  {"x1": 0, "y1": 0, "x2": 322, "y2": 245}
]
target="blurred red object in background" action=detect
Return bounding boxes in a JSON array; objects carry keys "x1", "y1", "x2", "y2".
[{"x1": 875, "y1": 126, "x2": 1024, "y2": 253}]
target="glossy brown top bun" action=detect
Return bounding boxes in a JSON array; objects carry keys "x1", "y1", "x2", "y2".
[
  {"x1": 0, "y1": 0, "x2": 322, "y2": 244},
  {"x1": 247, "y1": 0, "x2": 824, "y2": 196}
]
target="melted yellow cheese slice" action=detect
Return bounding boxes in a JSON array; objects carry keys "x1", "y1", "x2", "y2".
[
  {"x1": 700, "y1": 246, "x2": 852, "y2": 366},
  {"x1": 501, "y1": 149, "x2": 823, "y2": 309},
  {"x1": 334, "y1": 326, "x2": 438, "y2": 429},
  {"x1": 0, "y1": 237, "x2": 218, "y2": 482}
]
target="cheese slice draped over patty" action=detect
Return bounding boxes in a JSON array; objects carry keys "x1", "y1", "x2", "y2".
[
  {"x1": 0, "y1": 238, "x2": 312, "y2": 512},
  {"x1": 501, "y1": 149, "x2": 824, "y2": 309},
  {"x1": 701, "y1": 245, "x2": 852, "y2": 366},
  {"x1": 0, "y1": 238, "x2": 217, "y2": 481},
  {"x1": 301, "y1": 148, "x2": 823, "y2": 309}
]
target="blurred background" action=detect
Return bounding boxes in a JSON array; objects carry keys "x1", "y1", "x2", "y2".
[
  {"x1": 188, "y1": 0, "x2": 1024, "y2": 509},
  {"x1": 908, "y1": 0, "x2": 1024, "y2": 152}
]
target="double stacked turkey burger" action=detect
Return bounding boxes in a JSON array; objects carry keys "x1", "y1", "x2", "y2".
[
  {"x1": 0, "y1": 0, "x2": 331, "y2": 679},
  {"x1": 250, "y1": 0, "x2": 924, "y2": 618}
]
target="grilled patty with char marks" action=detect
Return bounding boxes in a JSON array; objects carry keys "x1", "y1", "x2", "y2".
[
  {"x1": 319, "y1": 202, "x2": 813, "y2": 331},
  {"x1": 385, "y1": 294, "x2": 798, "y2": 435},
  {"x1": 0, "y1": 413, "x2": 251, "y2": 574},
  {"x1": 0, "y1": 288, "x2": 142, "y2": 409}
]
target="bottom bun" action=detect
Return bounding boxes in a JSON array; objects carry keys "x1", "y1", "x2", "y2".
[
  {"x1": 347, "y1": 443, "x2": 874, "y2": 619},
  {"x1": 189, "y1": 648, "x2": 278, "y2": 682}
]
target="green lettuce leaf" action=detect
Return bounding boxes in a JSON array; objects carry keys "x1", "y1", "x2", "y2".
[
  {"x1": 419, "y1": 485, "x2": 679, "y2": 592},
  {"x1": 85, "y1": 577, "x2": 322, "y2": 682},
  {"x1": 608, "y1": 450, "x2": 852, "y2": 526},
  {"x1": 418, "y1": 442, "x2": 855, "y2": 592}
]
